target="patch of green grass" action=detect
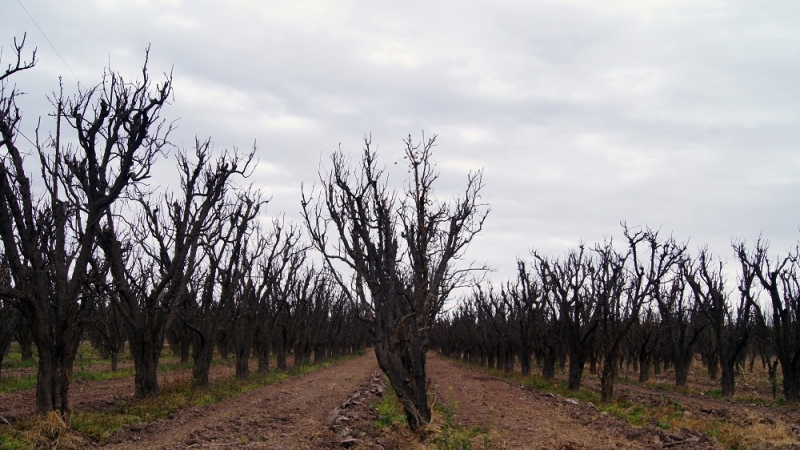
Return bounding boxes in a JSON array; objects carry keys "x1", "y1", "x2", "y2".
[
  {"x1": 706, "y1": 388, "x2": 723, "y2": 399},
  {"x1": 484, "y1": 367, "x2": 601, "y2": 406},
  {"x1": 1, "y1": 365, "x2": 168, "y2": 394},
  {"x1": 604, "y1": 399, "x2": 651, "y2": 426},
  {"x1": 0, "y1": 375, "x2": 37, "y2": 394},
  {"x1": 431, "y1": 389, "x2": 491, "y2": 450},
  {"x1": 1, "y1": 343, "x2": 36, "y2": 371},
  {"x1": 0, "y1": 426, "x2": 28, "y2": 450},
  {"x1": 0, "y1": 357, "x2": 197, "y2": 394},
  {"x1": 0, "y1": 358, "x2": 37, "y2": 371},
  {"x1": 0, "y1": 431, "x2": 30, "y2": 450},
  {"x1": 374, "y1": 384, "x2": 407, "y2": 428},
  {"x1": 156, "y1": 361, "x2": 193, "y2": 372}
]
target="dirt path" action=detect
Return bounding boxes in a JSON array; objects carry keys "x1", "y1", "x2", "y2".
[
  {"x1": 101, "y1": 351, "x2": 379, "y2": 449},
  {"x1": 426, "y1": 353, "x2": 720, "y2": 449}
]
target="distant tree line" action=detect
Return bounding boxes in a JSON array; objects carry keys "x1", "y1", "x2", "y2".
[{"x1": 430, "y1": 226, "x2": 800, "y2": 404}]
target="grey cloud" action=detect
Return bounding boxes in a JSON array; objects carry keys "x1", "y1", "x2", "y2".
[{"x1": 3, "y1": 0, "x2": 800, "y2": 282}]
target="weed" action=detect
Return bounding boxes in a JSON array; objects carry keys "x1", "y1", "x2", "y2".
[
  {"x1": 0, "y1": 428, "x2": 28, "y2": 450},
  {"x1": 706, "y1": 388, "x2": 723, "y2": 399},
  {"x1": 374, "y1": 385, "x2": 406, "y2": 428},
  {"x1": 0, "y1": 375, "x2": 37, "y2": 394},
  {"x1": 429, "y1": 387, "x2": 491, "y2": 450}
]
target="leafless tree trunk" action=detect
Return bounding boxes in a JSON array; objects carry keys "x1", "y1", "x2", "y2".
[
  {"x1": 0, "y1": 260, "x2": 21, "y2": 379},
  {"x1": 736, "y1": 239, "x2": 800, "y2": 402},
  {"x1": 250, "y1": 221, "x2": 306, "y2": 373},
  {"x1": 100, "y1": 142, "x2": 254, "y2": 398},
  {"x1": 591, "y1": 240, "x2": 629, "y2": 403},
  {"x1": 654, "y1": 272, "x2": 704, "y2": 387},
  {"x1": 0, "y1": 37, "x2": 171, "y2": 414},
  {"x1": 596, "y1": 226, "x2": 685, "y2": 402},
  {"x1": 303, "y1": 134, "x2": 487, "y2": 431},
  {"x1": 186, "y1": 190, "x2": 265, "y2": 387},
  {"x1": 685, "y1": 249, "x2": 751, "y2": 397},
  {"x1": 231, "y1": 277, "x2": 257, "y2": 380},
  {"x1": 87, "y1": 275, "x2": 128, "y2": 371},
  {"x1": 535, "y1": 247, "x2": 598, "y2": 390}
]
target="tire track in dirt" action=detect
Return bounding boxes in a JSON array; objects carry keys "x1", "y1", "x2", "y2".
[
  {"x1": 102, "y1": 351, "x2": 379, "y2": 449},
  {"x1": 426, "y1": 353, "x2": 720, "y2": 449}
]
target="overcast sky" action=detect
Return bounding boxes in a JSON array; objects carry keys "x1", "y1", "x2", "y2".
[{"x1": 4, "y1": 0, "x2": 800, "y2": 282}]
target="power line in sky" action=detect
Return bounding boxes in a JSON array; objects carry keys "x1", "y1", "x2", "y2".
[{"x1": 15, "y1": 0, "x2": 82, "y2": 86}]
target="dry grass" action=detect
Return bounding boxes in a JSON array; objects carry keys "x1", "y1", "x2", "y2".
[
  {"x1": 678, "y1": 410, "x2": 798, "y2": 450},
  {"x1": 18, "y1": 411, "x2": 86, "y2": 450}
]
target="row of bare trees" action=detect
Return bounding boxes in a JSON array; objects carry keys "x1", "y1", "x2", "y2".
[
  {"x1": 4, "y1": 34, "x2": 797, "y2": 437},
  {"x1": 0, "y1": 36, "x2": 369, "y2": 415},
  {"x1": 431, "y1": 228, "x2": 800, "y2": 404}
]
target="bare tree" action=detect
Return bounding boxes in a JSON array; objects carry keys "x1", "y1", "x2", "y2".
[
  {"x1": 186, "y1": 189, "x2": 265, "y2": 387},
  {"x1": 0, "y1": 256, "x2": 22, "y2": 379},
  {"x1": 251, "y1": 220, "x2": 306, "y2": 373},
  {"x1": 684, "y1": 249, "x2": 752, "y2": 397},
  {"x1": 525, "y1": 259, "x2": 563, "y2": 379},
  {"x1": 629, "y1": 306, "x2": 659, "y2": 382},
  {"x1": 535, "y1": 246, "x2": 598, "y2": 390},
  {"x1": 99, "y1": 142, "x2": 254, "y2": 398},
  {"x1": 653, "y1": 268, "x2": 705, "y2": 387},
  {"x1": 88, "y1": 289, "x2": 127, "y2": 371},
  {"x1": 736, "y1": 239, "x2": 800, "y2": 402},
  {"x1": 302, "y1": 134, "x2": 488, "y2": 431},
  {"x1": 593, "y1": 227, "x2": 684, "y2": 402},
  {"x1": 0, "y1": 36, "x2": 171, "y2": 413},
  {"x1": 474, "y1": 285, "x2": 516, "y2": 372},
  {"x1": 590, "y1": 239, "x2": 629, "y2": 403}
]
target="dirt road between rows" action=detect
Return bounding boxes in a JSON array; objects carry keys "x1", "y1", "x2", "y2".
[
  {"x1": 426, "y1": 353, "x2": 721, "y2": 449},
  {"x1": 101, "y1": 352, "x2": 379, "y2": 449}
]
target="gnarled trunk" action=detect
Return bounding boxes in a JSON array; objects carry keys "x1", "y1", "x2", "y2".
[
  {"x1": 374, "y1": 332, "x2": 431, "y2": 432},
  {"x1": 129, "y1": 331, "x2": 161, "y2": 399}
]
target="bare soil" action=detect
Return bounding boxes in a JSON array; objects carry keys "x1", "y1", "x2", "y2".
[
  {"x1": 101, "y1": 351, "x2": 380, "y2": 449},
  {"x1": 3, "y1": 351, "x2": 800, "y2": 449},
  {"x1": 426, "y1": 353, "x2": 719, "y2": 449}
]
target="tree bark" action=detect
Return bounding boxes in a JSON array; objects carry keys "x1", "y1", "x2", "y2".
[{"x1": 129, "y1": 329, "x2": 162, "y2": 399}]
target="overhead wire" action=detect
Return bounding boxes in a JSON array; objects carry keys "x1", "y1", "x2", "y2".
[
  {"x1": 10, "y1": 0, "x2": 83, "y2": 151},
  {"x1": 14, "y1": 0, "x2": 82, "y2": 86}
]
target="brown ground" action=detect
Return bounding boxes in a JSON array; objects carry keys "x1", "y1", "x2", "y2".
[
  {"x1": 577, "y1": 368, "x2": 800, "y2": 445},
  {"x1": 101, "y1": 351, "x2": 379, "y2": 449},
  {"x1": 2, "y1": 351, "x2": 800, "y2": 449},
  {"x1": 426, "y1": 354, "x2": 719, "y2": 449}
]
